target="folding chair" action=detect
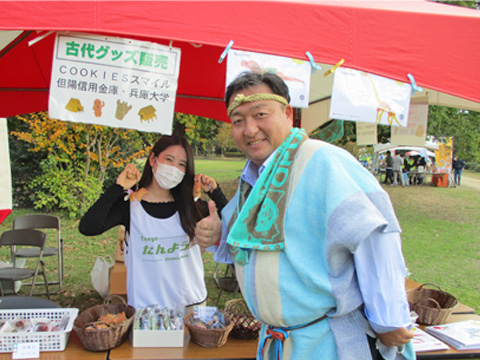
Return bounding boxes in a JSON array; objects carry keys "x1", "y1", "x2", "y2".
[
  {"x1": 0, "y1": 229, "x2": 50, "y2": 299},
  {"x1": 213, "y1": 263, "x2": 240, "y2": 307},
  {"x1": 13, "y1": 214, "x2": 63, "y2": 293}
]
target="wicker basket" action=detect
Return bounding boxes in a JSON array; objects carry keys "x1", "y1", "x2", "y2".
[
  {"x1": 74, "y1": 295, "x2": 136, "y2": 351},
  {"x1": 224, "y1": 299, "x2": 261, "y2": 339},
  {"x1": 184, "y1": 313, "x2": 234, "y2": 347},
  {"x1": 407, "y1": 283, "x2": 458, "y2": 325}
]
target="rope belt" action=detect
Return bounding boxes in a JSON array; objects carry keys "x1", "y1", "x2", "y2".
[{"x1": 257, "y1": 314, "x2": 328, "y2": 360}]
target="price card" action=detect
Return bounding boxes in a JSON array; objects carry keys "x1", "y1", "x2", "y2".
[{"x1": 12, "y1": 343, "x2": 40, "y2": 359}]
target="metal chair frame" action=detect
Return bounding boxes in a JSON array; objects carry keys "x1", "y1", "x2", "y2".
[
  {"x1": 13, "y1": 214, "x2": 63, "y2": 293},
  {"x1": 0, "y1": 229, "x2": 50, "y2": 299},
  {"x1": 213, "y1": 263, "x2": 240, "y2": 307}
]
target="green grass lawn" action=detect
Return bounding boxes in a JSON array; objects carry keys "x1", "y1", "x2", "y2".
[{"x1": 0, "y1": 157, "x2": 478, "y2": 320}]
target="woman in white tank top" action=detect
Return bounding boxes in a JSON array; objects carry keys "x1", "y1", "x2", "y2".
[{"x1": 79, "y1": 135, "x2": 228, "y2": 310}]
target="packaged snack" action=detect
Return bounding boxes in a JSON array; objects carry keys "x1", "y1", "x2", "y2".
[
  {"x1": 31, "y1": 319, "x2": 52, "y2": 332},
  {"x1": 11, "y1": 319, "x2": 32, "y2": 333}
]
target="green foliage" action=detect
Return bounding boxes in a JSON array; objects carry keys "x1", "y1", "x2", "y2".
[
  {"x1": 7, "y1": 117, "x2": 47, "y2": 208},
  {"x1": 30, "y1": 155, "x2": 102, "y2": 219},
  {"x1": 174, "y1": 113, "x2": 219, "y2": 155},
  {"x1": 428, "y1": 106, "x2": 480, "y2": 163}
]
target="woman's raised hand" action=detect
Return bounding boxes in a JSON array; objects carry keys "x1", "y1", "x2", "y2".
[
  {"x1": 117, "y1": 163, "x2": 140, "y2": 190},
  {"x1": 194, "y1": 173, "x2": 218, "y2": 192}
]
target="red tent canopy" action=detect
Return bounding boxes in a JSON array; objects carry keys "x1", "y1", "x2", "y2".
[{"x1": 1, "y1": 0, "x2": 480, "y2": 122}]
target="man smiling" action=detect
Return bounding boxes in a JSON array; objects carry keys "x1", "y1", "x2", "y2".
[{"x1": 196, "y1": 71, "x2": 414, "y2": 360}]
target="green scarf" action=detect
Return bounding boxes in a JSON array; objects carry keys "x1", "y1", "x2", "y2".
[{"x1": 227, "y1": 128, "x2": 308, "y2": 265}]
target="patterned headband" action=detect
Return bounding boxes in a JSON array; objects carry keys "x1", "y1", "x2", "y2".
[{"x1": 227, "y1": 93, "x2": 289, "y2": 117}]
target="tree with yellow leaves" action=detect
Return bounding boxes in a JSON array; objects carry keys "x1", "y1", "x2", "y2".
[{"x1": 9, "y1": 112, "x2": 155, "y2": 218}]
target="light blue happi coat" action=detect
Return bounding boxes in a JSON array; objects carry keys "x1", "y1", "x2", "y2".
[{"x1": 220, "y1": 139, "x2": 415, "y2": 360}]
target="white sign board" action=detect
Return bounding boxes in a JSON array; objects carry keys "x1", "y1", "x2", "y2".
[
  {"x1": 49, "y1": 32, "x2": 181, "y2": 134},
  {"x1": 391, "y1": 102, "x2": 429, "y2": 146},
  {"x1": 0, "y1": 118, "x2": 12, "y2": 224},
  {"x1": 330, "y1": 68, "x2": 411, "y2": 127},
  {"x1": 226, "y1": 49, "x2": 311, "y2": 108},
  {"x1": 356, "y1": 122, "x2": 378, "y2": 145}
]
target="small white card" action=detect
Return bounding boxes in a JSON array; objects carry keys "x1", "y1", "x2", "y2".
[
  {"x1": 194, "y1": 306, "x2": 217, "y2": 322},
  {"x1": 12, "y1": 343, "x2": 40, "y2": 359}
]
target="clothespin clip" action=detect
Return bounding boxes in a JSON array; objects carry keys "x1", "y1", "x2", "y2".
[
  {"x1": 323, "y1": 58, "x2": 345, "y2": 77},
  {"x1": 305, "y1": 51, "x2": 322, "y2": 74},
  {"x1": 28, "y1": 31, "x2": 54, "y2": 47},
  {"x1": 218, "y1": 40, "x2": 234, "y2": 64},
  {"x1": 169, "y1": 40, "x2": 174, "y2": 50},
  {"x1": 407, "y1": 73, "x2": 423, "y2": 95}
]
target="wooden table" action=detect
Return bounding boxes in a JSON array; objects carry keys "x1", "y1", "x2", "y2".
[
  {"x1": 0, "y1": 332, "x2": 107, "y2": 360},
  {"x1": 108, "y1": 280, "x2": 479, "y2": 360},
  {"x1": 416, "y1": 313, "x2": 480, "y2": 359},
  {"x1": 108, "y1": 329, "x2": 257, "y2": 360}
]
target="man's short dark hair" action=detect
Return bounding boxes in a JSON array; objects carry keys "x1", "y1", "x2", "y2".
[{"x1": 225, "y1": 71, "x2": 291, "y2": 108}]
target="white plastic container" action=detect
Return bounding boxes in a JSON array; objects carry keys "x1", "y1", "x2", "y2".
[{"x1": 0, "y1": 308, "x2": 79, "y2": 352}]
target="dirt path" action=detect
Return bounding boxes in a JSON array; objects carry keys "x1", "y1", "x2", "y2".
[{"x1": 459, "y1": 174, "x2": 480, "y2": 191}]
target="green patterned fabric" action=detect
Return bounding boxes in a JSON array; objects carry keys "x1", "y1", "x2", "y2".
[
  {"x1": 310, "y1": 120, "x2": 344, "y2": 143},
  {"x1": 227, "y1": 127, "x2": 308, "y2": 265}
]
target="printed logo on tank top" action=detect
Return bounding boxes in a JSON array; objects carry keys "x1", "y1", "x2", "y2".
[{"x1": 139, "y1": 234, "x2": 190, "y2": 262}]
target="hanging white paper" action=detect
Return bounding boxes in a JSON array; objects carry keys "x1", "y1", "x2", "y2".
[
  {"x1": 391, "y1": 102, "x2": 429, "y2": 146},
  {"x1": 356, "y1": 122, "x2": 378, "y2": 145},
  {"x1": 49, "y1": 32, "x2": 181, "y2": 134},
  {"x1": 226, "y1": 49, "x2": 311, "y2": 108},
  {"x1": 0, "y1": 118, "x2": 12, "y2": 224},
  {"x1": 330, "y1": 68, "x2": 411, "y2": 127}
]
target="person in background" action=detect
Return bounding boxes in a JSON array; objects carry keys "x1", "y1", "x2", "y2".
[
  {"x1": 79, "y1": 135, "x2": 228, "y2": 311},
  {"x1": 452, "y1": 155, "x2": 466, "y2": 186},
  {"x1": 383, "y1": 151, "x2": 394, "y2": 185},
  {"x1": 393, "y1": 153, "x2": 405, "y2": 188},
  {"x1": 195, "y1": 71, "x2": 414, "y2": 360},
  {"x1": 415, "y1": 157, "x2": 426, "y2": 185}
]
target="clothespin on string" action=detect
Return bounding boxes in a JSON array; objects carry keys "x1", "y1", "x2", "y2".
[
  {"x1": 305, "y1": 51, "x2": 322, "y2": 74},
  {"x1": 218, "y1": 40, "x2": 234, "y2": 64},
  {"x1": 407, "y1": 73, "x2": 423, "y2": 95},
  {"x1": 323, "y1": 58, "x2": 345, "y2": 77},
  {"x1": 28, "y1": 31, "x2": 55, "y2": 47}
]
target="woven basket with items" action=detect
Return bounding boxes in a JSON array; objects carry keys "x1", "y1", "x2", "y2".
[
  {"x1": 74, "y1": 295, "x2": 135, "y2": 351},
  {"x1": 407, "y1": 283, "x2": 458, "y2": 325},
  {"x1": 224, "y1": 299, "x2": 261, "y2": 339},
  {"x1": 184, "y1": 312, "x2": 234, "y2": 348}
]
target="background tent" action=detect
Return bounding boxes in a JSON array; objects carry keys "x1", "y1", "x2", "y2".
[{"x1": 1, "y1": 0, "x2": 480, "y2": 125}]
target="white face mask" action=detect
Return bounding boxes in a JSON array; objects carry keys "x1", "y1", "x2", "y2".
[{"x1": 153, "y1": 162, "x2": 185, "y2": 190}]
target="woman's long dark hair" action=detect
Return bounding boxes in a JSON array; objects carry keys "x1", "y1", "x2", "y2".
[{"x1": 137, "y1": 135, "x2": 202, "y2": 239}]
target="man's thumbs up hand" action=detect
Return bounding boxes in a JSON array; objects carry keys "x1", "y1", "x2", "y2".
[{"x1": 195, "y1": 200, "x2": 222, "y2": 248}]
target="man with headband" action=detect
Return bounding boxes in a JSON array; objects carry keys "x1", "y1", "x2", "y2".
[{"x1": 195, "y1": 71, "x2": 414, "y2": 360}]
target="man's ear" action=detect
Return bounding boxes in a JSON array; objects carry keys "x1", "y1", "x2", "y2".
[{"x1": 285, "y1": 104, "x2": 294, "y2": 125}]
